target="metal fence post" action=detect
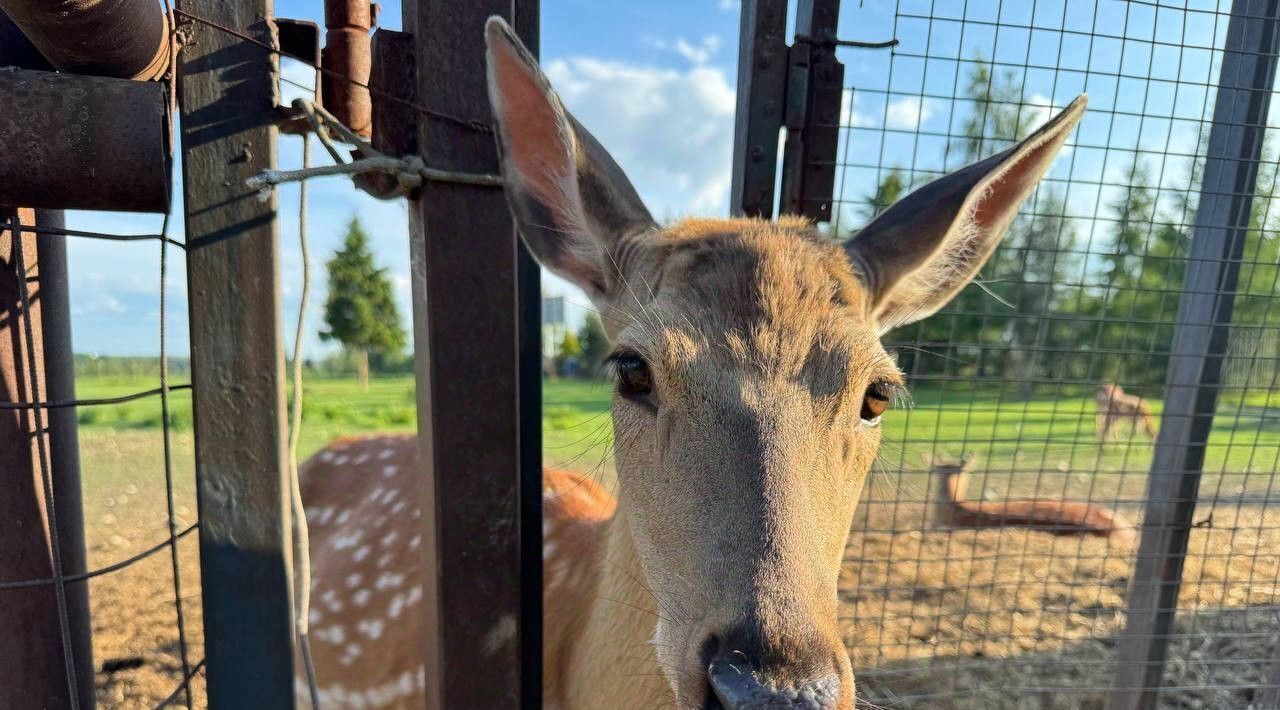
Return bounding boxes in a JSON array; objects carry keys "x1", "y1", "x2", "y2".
[
  {"x1": 405, "y1": 0, "x2": 541, "y2": 707},
  {"x1": 731, "y1": 0, "x2": 789, "y2": 218},
  {"x1": 176, "y1": 1, "x2": 297, "y2": 706},
  {"x1": 1107, "y1": 1, "x2": 1280, "y2": 707},
  {"x1": 0, "y1": 208, "x2": 93, "y2": 710},
  {"x1": 778, "y1": 0, "x2": 844, "y2": 222}
]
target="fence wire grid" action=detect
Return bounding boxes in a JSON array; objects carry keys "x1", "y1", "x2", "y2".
[{"x1": 814, "y1": 0, "x2": 1280, "y2": 707}]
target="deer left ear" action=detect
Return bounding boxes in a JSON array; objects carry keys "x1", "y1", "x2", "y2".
[{"x1": 845, "y1": 95, "x2": 1086, "y2": 334}]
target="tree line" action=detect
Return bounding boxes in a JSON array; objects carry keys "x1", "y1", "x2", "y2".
[
  {"x1": 299, "y1": 57, "x2": 1280, "y2": 398},
  {"x1": 859, "y1": 59, "x2": 1280, "y2": 398}
]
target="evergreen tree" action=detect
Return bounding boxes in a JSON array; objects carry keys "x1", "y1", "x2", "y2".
[
  {"x1": 577, "y1": 312, "x2": 611, "y2": 375},
  {"x1": 321, "y1": 217, "x2": 406, "y2": 388}
]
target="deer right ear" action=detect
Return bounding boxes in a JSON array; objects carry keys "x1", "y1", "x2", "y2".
[{"x1": 484, "y1": 17, "x2": 656, "y2": 299}]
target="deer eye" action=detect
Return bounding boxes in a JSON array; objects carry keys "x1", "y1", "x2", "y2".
[
  {"x1": 611, "y1": 353, "x2": 652, "y2": 398},
  {"x1": 860, "y1": 381, "x2": 894, "y2": 424}
]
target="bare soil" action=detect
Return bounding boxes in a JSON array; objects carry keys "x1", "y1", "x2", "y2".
[{"x1": 86, "y1": 486, "x2": 1279, "y2": 708}]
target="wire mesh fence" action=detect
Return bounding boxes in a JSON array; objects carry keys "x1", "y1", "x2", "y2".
[
  {"x1": 816, "y1": 0, "x2": 1280, "y2": 706},
  {"x1": 0, "y1": 212, "x2": 203, "y2": 709}
]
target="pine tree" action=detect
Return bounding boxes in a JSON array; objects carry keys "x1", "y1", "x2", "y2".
[
  {"x1": 577, "y1": 312, "x2": 611, "y2": 375},
  {"x1": 321, "y1": 217, "x2": 406, "y2": 389}
]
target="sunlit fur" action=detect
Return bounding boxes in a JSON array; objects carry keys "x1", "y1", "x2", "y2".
[{"x1": 538, "y1": 216, "x2": 902, "y2": 709}]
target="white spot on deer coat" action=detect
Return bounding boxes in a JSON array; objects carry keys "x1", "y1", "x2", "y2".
[
  {"x1": 409, "y1": 534, "x2": 421, "y2": 549},
  {"x1": 313, "y1": 625, "x2": 344, "y2": 645},
  {"x1": 378, "y1": 448, "x2": 394, "y2": 460},
  {"x1": 381, "y1": 464, "x2": 397, "y2": 477},
  {"x1": 352, "y1": 588, "x2": 371, "y2": 607},
  {"x1": 375, "y1": 572, "x2": 405, "y2": 590},
  {"x1": 332, "y1": 531, "x2": 362, "y2": 550},
  {"x1": 353, "y1": 545, "x2": 371, "y2": 562},
  {"x1": 357, "y1": 618, "x2": 385, "y2": 640},
  {"x1": 380, "y1": 530, "x2": 398, "y2": 548},
  {"x1": 345, "y1": 573, "x2": 363, "y2": 588}
]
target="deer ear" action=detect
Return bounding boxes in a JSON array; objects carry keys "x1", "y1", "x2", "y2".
[
  {"x1": 845, "y1": 95, "x2": 1086, "y2": 333},
  {"x1": 484, "y1": 17, "x2": 656, "y2": 299}
]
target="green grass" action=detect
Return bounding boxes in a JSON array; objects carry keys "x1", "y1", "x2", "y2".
[{"x1": 71, "y1": 374, "x2": 1280, "y2": 510}]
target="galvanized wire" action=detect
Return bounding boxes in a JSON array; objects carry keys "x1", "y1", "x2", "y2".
[{"x1": 827, "y1": 1, "x2": 1280, "y2": 706}]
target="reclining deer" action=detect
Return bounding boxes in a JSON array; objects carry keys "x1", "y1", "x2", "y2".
[
  {"x1": 930, "y1": 454, "x2": 1135, "y2": 545},
  {"x1": 296, "y1": 18, "x2": 1086, "y2": 710}
]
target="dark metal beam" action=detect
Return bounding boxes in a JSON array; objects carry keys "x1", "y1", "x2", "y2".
[
  {"x1": 407, "y1": 0, "x2": 541, "y2": 706},
  {"x1": 779, "y1": 0, "x2": 843, "y2": 222},
  {"x1": 1107, "y1": 1, "x2": 1280, "y2": 708},
  {"x1": 730, "y1": 0, "x2": 788, "y2": 217},
  {"x1": 176, "y1": 1, "x2": 296, "y2": 707},
  {"x1": 0, "y1": 69, "x2": 169, "y2": 212}
]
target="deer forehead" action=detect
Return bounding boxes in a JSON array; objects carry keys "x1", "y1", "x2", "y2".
[{"x1": 613, "y1": 217, "x2": 891, "y2": 393}]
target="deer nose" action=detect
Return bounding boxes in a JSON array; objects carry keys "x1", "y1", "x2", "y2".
[
  {"x1": 706, "y1": 655, "x2": 840, "y2": 709},
  {"x1": 702, "y1": 626, "x2": 844, "y2": 710}
]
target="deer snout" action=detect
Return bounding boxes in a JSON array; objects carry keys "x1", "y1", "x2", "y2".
[{"x1": 700, "y1": 625, "x2": 850, "y2": 710}]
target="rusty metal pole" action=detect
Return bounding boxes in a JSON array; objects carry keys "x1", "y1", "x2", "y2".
[
  {"x1": 0, "y1": 208, "x2": 94, "y2": 710},
  {"x1": 322, "y1": 0, "x2": 373, "y2": 137},
  {"x1": 0, "y1": 0, "x2": 169, "y2": 80},
  {"x1": 0, "y1": 69, "x2": 170, "y2": 212}
]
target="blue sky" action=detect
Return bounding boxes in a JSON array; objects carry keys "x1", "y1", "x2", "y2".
[{"x1": 63, "y1": 0, "x2": 1243, "y2": 356}]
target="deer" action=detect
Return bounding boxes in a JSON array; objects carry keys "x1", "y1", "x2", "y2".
[
  {"x1": 1096, "y1": 382, "x2": 1157, "y2": 442},
  {"x1": 294, "y1": 17, "x2": 1086, "y2": 710},
  {"x1": 929, "y1": 454, "x2": 1135, "y2": 545}
]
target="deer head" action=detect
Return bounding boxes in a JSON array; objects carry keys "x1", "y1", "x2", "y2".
[{"x1": 486, "y1": 17, "x2": 1084, "y2": 710}]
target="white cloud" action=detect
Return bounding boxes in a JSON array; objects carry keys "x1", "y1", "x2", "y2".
[
  {"x1": 644, "y1": 35, "x2": 723, "y2": 65},
  {"x1": 544, "y1": 56, "x2": 736, "y2": 221},
  {"x1": 718, "y1": 0, "x2": 738, "y2": 11},
  {"x1": 841, "y1": 91, "x2": 936, "y2": 131},
  {"x1": 885, "y1": 96, "x2": 933, "y2": 131}
]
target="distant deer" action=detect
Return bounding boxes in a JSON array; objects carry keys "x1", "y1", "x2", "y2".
[
  {"x1": 930, "y1": 454, "x2": 1135, "y2": 545},
  {"x1": 1096, "y1": 382, "x2": 1157, "y2": 442},
  {"x1": 296, "y1": 18, "x2": 1085, "y2": 710}
]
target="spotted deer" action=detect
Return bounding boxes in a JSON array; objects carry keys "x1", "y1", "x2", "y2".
[
  {"x1": 929, "y1": 454, "x2": 1135, "y2": 545},
  {"x1": 296, "y1": 17, "x2": 1085, "y2": 710},
  {"x1": 1096, "y1": 382, "x2": 1157, "y2": 442}
]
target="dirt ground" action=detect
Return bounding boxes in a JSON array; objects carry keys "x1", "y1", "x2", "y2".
[
  {"x1": 86, "y1": 495, "x2": 1280, "y2": 708},
  {"x1": 87, "y1": 487, "x2": 206, "y2": 709},
  {"x1": 843, "y1": 501, "x2": 1280, "y2": 708}
]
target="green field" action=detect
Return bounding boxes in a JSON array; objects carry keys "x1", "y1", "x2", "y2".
[{"x1": 71, "y1": 373, "x2": 1280, "y2": 512}]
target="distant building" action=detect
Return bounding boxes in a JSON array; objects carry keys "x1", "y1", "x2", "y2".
[{"x1": 542, "y1": 295, "x2": 567, "y2": 359}]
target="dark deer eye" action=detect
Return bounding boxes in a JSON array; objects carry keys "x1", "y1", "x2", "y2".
[
  {"x1": 611, "y1": 353, "x2": 652, "y2": 398},
  {"x1": 860, "y1": 381, "x2": 893, "y2": 423}
]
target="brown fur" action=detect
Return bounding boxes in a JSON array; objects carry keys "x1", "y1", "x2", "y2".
[
  {"x1": 931, "y1": 456, "x2": 1136, "y2": 545},
  {"x1": 1096, "y1": 383, "x2": 1157, "y2": 442},
  {"x1": 293, "y1": 19, "x2": 1085, "y2": 710}
]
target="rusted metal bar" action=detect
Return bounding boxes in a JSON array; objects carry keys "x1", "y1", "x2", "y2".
[
  {"x1": 176, "y1": 0, "x2": 296, "y2": 706},
  {"x1": 323, "y1": 0, "x2": 373, "y2": 137},
  {"x1": 352, "y1": 28, "x2": 416, "y2": 197},
  {"x1": 0, "y1": 68, "x2": 169, "y2": 212},
  {"x1": 407, "y1": 0, "x2": 542, "y2": 705},
  {"x1": 0, "y1": 0, "x2": 169, "y2": 80},
  {"x1": 0, "y1": 208, "x2": 93, "y2": 710}
]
